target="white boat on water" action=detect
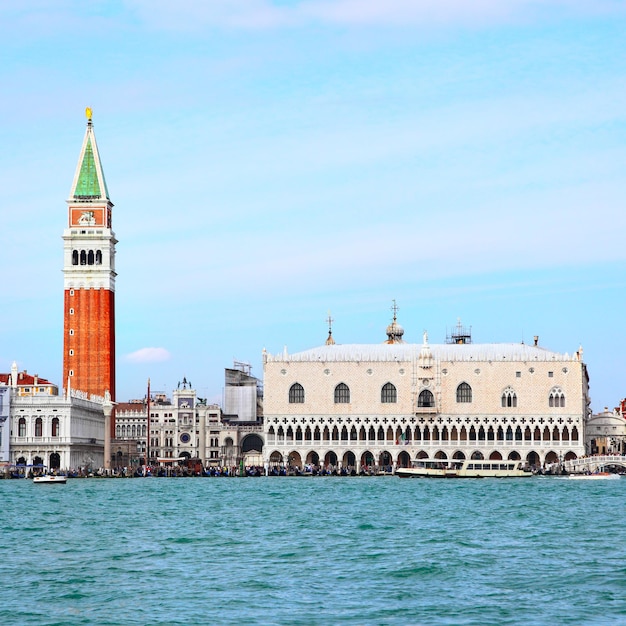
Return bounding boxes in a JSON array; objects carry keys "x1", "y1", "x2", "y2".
[
  {"x1": 568, "y1": 472, "x2": 620, "y2": 481},
  {"x1": 33, "y1": 475, "x2": 67, "y2": 484},
  {"x1": 396, "y1": 459, "x2": 532, "y2": 478}
]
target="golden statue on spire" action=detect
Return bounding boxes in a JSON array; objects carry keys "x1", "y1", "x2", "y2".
[{"x1": 85, "y1": 107, "x2": 93, "y2": 121}]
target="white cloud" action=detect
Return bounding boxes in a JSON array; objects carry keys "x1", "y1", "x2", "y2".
[{"x1": 125, "y1": 347, "x2": 172, "y2": 363}]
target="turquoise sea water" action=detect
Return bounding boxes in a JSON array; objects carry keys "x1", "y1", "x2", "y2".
[{"x1": 1, "y1": 476, "x2": 625, "y2": 626}]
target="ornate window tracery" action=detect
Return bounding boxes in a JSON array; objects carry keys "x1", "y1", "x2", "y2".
[
  {"x1": 501, "y1": 387, "x2": 517, "y2": 408},
  {"x1": 549, "y1": 387, "x2": 565, "y2": 407}
]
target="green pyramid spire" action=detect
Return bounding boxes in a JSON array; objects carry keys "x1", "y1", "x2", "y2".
[
  {"x1": 74, "y1": 137, "x2": 101, "y2": 198},
  {"x1": 71, "y1": 116, "x2": 110, "y2": 201}
]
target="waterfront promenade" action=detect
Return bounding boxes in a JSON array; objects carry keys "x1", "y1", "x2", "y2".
[{"x1": 4, "y1": 453, "x2": 626, "y2": 479}]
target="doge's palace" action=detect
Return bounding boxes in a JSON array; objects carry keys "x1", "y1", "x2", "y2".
[{"x1": 263, "y1": 313, "x2": 588, "y2": 473}]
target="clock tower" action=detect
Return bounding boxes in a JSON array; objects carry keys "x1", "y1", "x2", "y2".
[{"x1": 62, "y1": 109, "x2": 117, "y2": 437}]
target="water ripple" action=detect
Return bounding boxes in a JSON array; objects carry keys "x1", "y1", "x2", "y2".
[{"x1": 1, "y1": 477, "x2": 625, "y2": 625}]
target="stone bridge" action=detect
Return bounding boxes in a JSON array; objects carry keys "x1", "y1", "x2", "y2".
[{"x1": 562, "y1": 454, "x2": 626, "y2": 474}]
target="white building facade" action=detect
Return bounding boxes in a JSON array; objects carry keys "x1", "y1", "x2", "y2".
[
  {"x1": 223, "y1": 363, "x2": 262, "y2": 422},
  {"x1": 585, "y1": 408, "x2": 626, "y2": 455},
  {"x1": 115, "y1": 376, "x2": 265, "y2": 470},
  {"x1": 263, "y1": 320, "x2": 589, "y2": 473},
  {"x1": 0, "y1": 386, "x2": 10, "y2": 465},
  {"x1": 1, "y1": 362, "x2": 105, "y2": 471},
  {"x1": 116, "y1": 386, "x2": 220, "y2": 467},
  {"x1": 9, "y1": 392, "x2": 105, "y2": 471}
]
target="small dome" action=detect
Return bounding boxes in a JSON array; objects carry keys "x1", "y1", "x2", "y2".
[
  {"x1": 384, "y1": 300, "x2": 405, "y2": 344},
  {"x1": 385, "y1": 321, "x2": 405, "y2": 344}
]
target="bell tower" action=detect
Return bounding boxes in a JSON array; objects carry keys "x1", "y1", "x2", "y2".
[{"x1": 62, "y1": 108, "x2": 117, "y2": 436}]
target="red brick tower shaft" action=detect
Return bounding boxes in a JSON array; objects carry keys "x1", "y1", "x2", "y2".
[{"x1": 62, "y1": 110, "x2": 117, "y2": 438}]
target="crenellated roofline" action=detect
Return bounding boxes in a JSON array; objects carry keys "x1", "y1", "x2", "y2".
[{"x1": 265, "y1": 342, "x2": 584, "y2": 364}]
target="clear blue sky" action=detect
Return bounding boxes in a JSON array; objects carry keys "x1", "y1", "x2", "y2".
[{"x1": 0, "y1": 1, "x2": 624, "y2": 411}]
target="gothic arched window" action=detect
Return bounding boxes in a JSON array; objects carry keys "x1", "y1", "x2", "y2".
[
  {"x1": 289, "y1": 383, "x2": 304, "y2": 404},
  {"x1": 334, "y1": 383, "x2": 350, "y2": 404},
  {"x1": 456, "y1": 382, "x2": 472, "y2": 403},
  {"x1": 501, "y1": 387, "x2": 517, "y2": 408},
  {"x1": 418, "y1": 389, "x2": 434, "y2": 408},
  {"x1": 381, "y1": 382, "x2": 397, "y2": 403},
  {"x1": 549, "y1": 387, "x2": 565, "y2": 408}
]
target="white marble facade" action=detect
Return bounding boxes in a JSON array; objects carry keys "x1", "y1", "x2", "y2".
[
  {"x1": 263, "y1": 326, "x2": 589, "y2": 472},
  {"x1": 9, "y1": 392, "x2": 105, "y2": 471}
]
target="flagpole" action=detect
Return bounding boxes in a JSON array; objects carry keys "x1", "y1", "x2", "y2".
[{"x1": 146, "y1": 378, "x2": 151, "y2": 475}]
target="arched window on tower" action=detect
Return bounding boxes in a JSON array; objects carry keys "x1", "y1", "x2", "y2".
[
  {"x1": 456, "y1": 382, "x2": 472, "y2": 403},
  {"x1": 87, "y1": 250, "x2": 95, "y2": 265},
  {"x1": 381, "y1": 382, "x2": 397, "y2": 403},
  {"x1": 95, "y1": 250, "x2": 102, "y2": 265},
  {"x1": 289, "y1": 383, "x2": 304, "y2": 404},
  {"x1": 72, "y1": 250, "x2": 79, "y2": 265},
  {"x1": 80, "y1": 250, "x2": 87, "y2": 265},
  {"x1": 334, "y1": 383, "x2": 350, "y2": 404}
]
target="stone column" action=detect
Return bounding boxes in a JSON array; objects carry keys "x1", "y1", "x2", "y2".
[
  {"x1": 198, "y1": 407, "x2": 206, "y2": 468},
  {"x1": 102, "y1": 390, "x2": 114, "y2": 471}
]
